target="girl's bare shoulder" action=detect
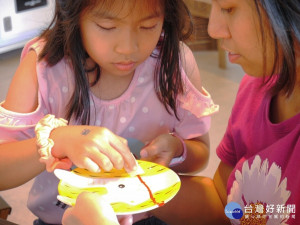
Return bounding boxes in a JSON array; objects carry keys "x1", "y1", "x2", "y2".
[
  {"x1": 179, "y1": 42, "x2": 203, "y2": 92},
  {"x1": 2, "y1": 50, "x2": 39, "y2": 113}
]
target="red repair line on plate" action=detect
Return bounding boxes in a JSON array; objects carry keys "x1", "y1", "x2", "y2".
[{"x1": 137, "y1": 175, "x2": 165, "y2": 207}]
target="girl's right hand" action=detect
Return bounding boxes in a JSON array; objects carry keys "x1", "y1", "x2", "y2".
[{"x1": 50, "y1": 125, "x2": 137, "y2": 173}]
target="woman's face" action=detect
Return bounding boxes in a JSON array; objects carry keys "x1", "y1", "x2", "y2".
[
  {"x1": 208, "y1": 0, "x2": 276, "y2": 77},
  {"x1": 79, "y1": 0, "x2": 164, "y2": 78}
]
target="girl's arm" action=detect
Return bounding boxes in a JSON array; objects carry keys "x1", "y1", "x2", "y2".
[
  {"x1": 0, "y1": 50, "x2": 43, "y2": 190},
  {"x1": 0, "y1": 50, "x2": 137, "y2": 191},
  {"x1": 140, "y1": 43, "x2": 211, "y2": 173},
  {"x1": 171, "y1": 133, "x2": 209, "y2": 173},
  {"x1": 180, "y1": 42, "x2": 204, "y2": 95},
  {"x1": 49, "y1": 125, "x2": 138, "y2": 173},
  {"x1": 175, "y1": 42, "x2": 211, "y2": 173},
  {"x1": 150, "y1": 161, "x2": 233, "y2": 225},
  {"x1": 3, "y1": 50, "x2": 39, "y2": 113}
]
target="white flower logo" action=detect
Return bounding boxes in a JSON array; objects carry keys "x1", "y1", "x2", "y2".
[{"x1": 228, "y1": 155, "x2": 291, "y2": 225}]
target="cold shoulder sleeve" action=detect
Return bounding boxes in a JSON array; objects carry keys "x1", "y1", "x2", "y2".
[
  {"x1": 0, "y1": 39, "x2": 46, "y2": 143},
  {"x1": 0, "y1": 102, "x2": 45, "y2": 143},
  {"x1": 174, "y1": 68, "x2": 219, "y2": 139},
  {"x1": 0, "y1": 38, "x2": 73, "y2": 143}
]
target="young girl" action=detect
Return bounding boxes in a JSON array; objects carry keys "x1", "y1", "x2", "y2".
[
  {"x1": 146, "y1": 0, "x2": 300, "y2": 224},
  {"x1": 0, "y1": 0, "x2": 218, "y2": 224}
]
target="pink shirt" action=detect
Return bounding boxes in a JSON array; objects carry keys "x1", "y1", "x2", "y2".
[
  {"x1": 0, "y1": 38, "x2": 218, "y2": 224},
  {"x1": 217, "y1": 75, "x2": 300, "y2": 224},
  {"x1": 0, "y1": 38, "x2": 218, "y2": 144}
]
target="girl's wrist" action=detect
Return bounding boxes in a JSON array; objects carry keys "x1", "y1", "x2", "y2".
[
  {"x1": 169, "y1": 132, "x2": 187, "y2": 166},
  {"x1": 49, "y1": 125, "x2": 67, "y2": 159},
  {"x1": 35, "y1": 114, "x2": 72, "y2": 172}
]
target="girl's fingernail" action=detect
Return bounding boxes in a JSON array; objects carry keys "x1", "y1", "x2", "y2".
[
  {"x1": 132, "y1": 165, "x2": 138, "y2": 171},
  {"x1": 140, "y1": 150, "x2": 148, "y2": 158},
  {"x1": 92, "y1": 166, "x2": 101, "y2": 173}
]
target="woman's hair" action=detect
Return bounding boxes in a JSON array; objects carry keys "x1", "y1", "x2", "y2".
[
  {"x1": 254, "y1": 0, "x2": 300, "y2": 96},
  {"x1": 38, "y1": 0, "x2": 193, "y2": 124}
]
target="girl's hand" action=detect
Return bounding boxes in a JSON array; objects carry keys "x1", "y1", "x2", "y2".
[
  {"x1": 50, "y1": 125, "x2": 137, "y2": 173},
  {"x1": 139, "y1": 133, "x2": 183, "y2": 167}
]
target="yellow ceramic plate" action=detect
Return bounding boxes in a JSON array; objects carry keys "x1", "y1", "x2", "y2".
[{"x1": 55, "y1": 160, "x2": 181, "y2": 215}]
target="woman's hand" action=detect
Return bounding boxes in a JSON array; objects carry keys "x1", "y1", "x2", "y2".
[
  {"x1": 139, "y1": 133, "x2": 183, "y2": 167},
  {"x1": 50, "y1": 125, "x2": 137, "y2": 173},
  {"x1": 62, "y1": 192, "x2": 133, "y2": 225}
]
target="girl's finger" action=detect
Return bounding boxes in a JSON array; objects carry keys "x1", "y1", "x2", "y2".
[
  {"x1": 140, "y1": 149, "x2": 148, "y2": 158},
  {"x1": 81, "y1": 157, "x2": 101, "y2": 173},
  {"x1": 87, "y1": 148, "x2": 114, "y2": 171},
  {"x1": 97, "y1": 143, "x2": 124, "y2": 170},
  {"x1": 109, "y1": 137, "x2": 138, "y2": 172},
  {"x1": 140, "y1": 144, "x2": 158, "y2": 159}
]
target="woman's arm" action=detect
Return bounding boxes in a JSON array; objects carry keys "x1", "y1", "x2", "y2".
[
  {"x1": 0, "y1": 138, "x2": 45, "y2": 190},
  {"x1": 213, "y1": 161, "x2": 234, "y2": 206},
  {"x1": 151, "y1": 161, "x2": 233, "y2": 225}
]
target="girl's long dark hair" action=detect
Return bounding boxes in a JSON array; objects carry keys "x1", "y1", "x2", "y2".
[
  {"x1": 255, "y1": 0, "x2": 300, "y2": 96},
  {"x1": 38, "y1": 0, "x2": 193, "y2": 125}
]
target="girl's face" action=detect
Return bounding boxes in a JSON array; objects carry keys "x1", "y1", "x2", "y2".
[
  {"x1": 80, "y1": 0, "x2": 164, "y2": 78},
  {"x1": 208, "y1": 0, "x2": 275, "y2": 77}
]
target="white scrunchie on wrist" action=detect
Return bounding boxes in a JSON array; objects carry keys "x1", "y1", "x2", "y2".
[{"x1": 35, "y1": 114, "x2": 70, "y2": 172}]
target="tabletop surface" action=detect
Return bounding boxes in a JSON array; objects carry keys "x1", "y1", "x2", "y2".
[{"x1": 0, "y1": 218, "x2": 18, "y2": 225}]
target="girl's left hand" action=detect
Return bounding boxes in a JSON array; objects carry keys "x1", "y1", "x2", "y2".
[{"x1": 139, "y1": 133, "x2": 183, "y2": 167}]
